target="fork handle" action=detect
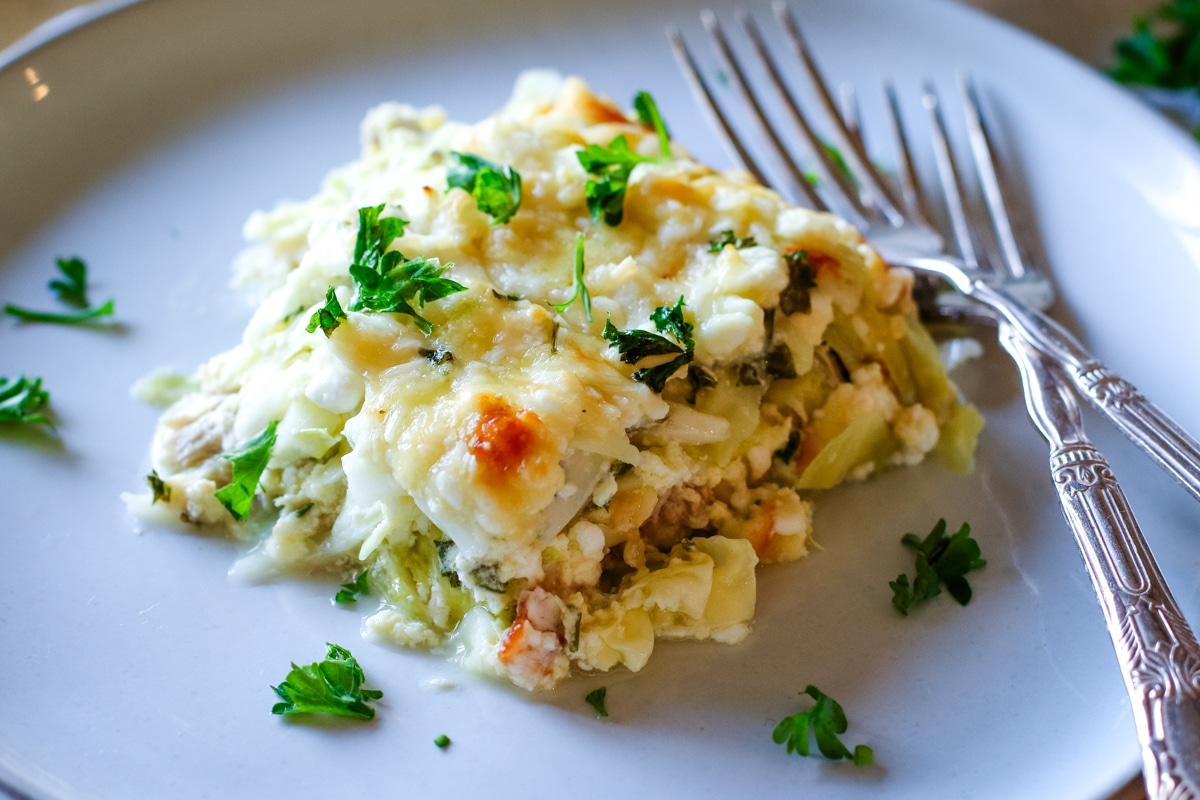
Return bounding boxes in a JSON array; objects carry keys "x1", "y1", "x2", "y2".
[
  {"x1": 977, "y1": 279, "x2": 1200, "y2": 505},
  {"x1": 998, "y1": 322, "x2": 1200, "y2": 798},
  {"x1": 902, "y1": 255, "x2": 1200, "y2": 505}
]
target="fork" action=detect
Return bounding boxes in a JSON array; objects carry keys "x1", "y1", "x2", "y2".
[
  {"x1": 667, "y1": 6, "x2": 1200, "y2": 794},
  {"x1": 667, "y1": 3, "x2": 1200, "y2": 511}
]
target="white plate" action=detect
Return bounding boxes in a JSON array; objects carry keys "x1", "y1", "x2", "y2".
[{"x1": 4, "y1": 0, "x2": 1200, "y2": 797}]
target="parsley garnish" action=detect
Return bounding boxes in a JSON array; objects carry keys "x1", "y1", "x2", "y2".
[
  {"x1": 347, "y1": 204, "x2": 466, "y2": 335},
  {"x1": 889, "y1": 519, "x2": 986, "y2": 615},
  {"x1": 0, "y1": 375, "x2": 53, "y2": 428},
  {"x1": 633, "y1": 90, "x2": 671, "y2": 159},
  {"x1": 271, "y1": 642, "x2": 383, "y2": 721},
  {"x1": 708, "y1": 230, "x2": 758, "y2": 253},
  {"x1": 333, "y1": 571, "x2": 370, "y2": 605},
  {"x1": 434, "y1": 734, "x2": 451, "y2": 749},
  {"x1": 213, "y1": 420, "x2": 278, "y2": 521},
  {"x1": 779, "y1": 250, "x2": 818, "y2": 316},
  {"x1": 577, "y1": 135, "x2": 653, "y2": 226},
  {"x1": 446, "y1": 152, "x2": 523, "y2": 225},
  {"x1": 585, "y1": 687, "x2": 609, "y2": 717},
  {"x1": 49, "y1": 257, "x2": 89, "y2": 306},
  {"x1": 4, "y1": 257, "x2": 114, "y2": 325},
  {"x1": 1111, "y1": 0, "x2": 1200, "y2": 90},
  {"x1": 775, "y1": 431, "x2": 801, "y2": 465},
  {"x1": 602, "y1": 297, "x2": 695, "y2": 392},
  {"x1": 772, "y1": 685, "x2": 873, "y2": 766},
  {"x1": 548, "y1": 233, "x2": 593, "y2": 321},
  {"x1": 147, "y1": 470, "x2": 171, "y2": 504},
  {"x1": 306, "y1": 287, "x2": 346, "y2": 337}
]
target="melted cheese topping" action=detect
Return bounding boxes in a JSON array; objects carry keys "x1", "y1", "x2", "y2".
[{"x1": 129, "y1": 71, "x2": 982, "y2": 691}]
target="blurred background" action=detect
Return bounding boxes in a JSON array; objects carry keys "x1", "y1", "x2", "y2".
[{"x1": 0, "y1": 0, "x2": 1167, "y2": 68}]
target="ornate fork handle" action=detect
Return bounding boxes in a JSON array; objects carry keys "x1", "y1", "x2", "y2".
[
  {"x1": 898, "y1": 254, "x2": 1200, "y2": 506},
  {"x1": 998, "y1": 321, "x2": 1200, "y2": 798}
]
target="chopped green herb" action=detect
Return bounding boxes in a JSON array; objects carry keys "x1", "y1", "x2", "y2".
[
  {"x1": 708, "y1": 230, "x2": 758, "y2": 253},
  {"x1": 585, "y1": 686, "x2": 609, "y2": 718},
  {"x1": 890, "y1": 519, "x2": 986, "y2": 615},
  {"x1": 48, "y1": 257, "x2": 90, "y2": 307},
  {"x1": 550, "y1": 320, "x2": 561, "y2": 355},
  {"x1": 549, "y1": 233, "x2": 593, "y2": 321},
  {"x1": 633, "y1": 90, "x2": 672, "y2": 159},
  {"x1": 213, "y1": 420, "x2": 278, "y2": 521},
  {"x1": 306, "y1": 287, "x2": 347, "y2": 337},
  {"x1": 446, "y1": 151, "x2": 523, "y2": 224},
  {"x1": 1110, "y1": 0, "x2": 1200, "y2": 90},
  {"x1": 602, "y1": 297, "x2": 695, "y2": 393},
  {"x1": 347, "y1": 204, "x2": 466, "y2": 335},
  {"x1": 5, "y1": 300, "x2": 115, "y2": 325},
  {"x1": 775, "y1": 431, "x2": 801, "y2": 465},
  {"x1": 295, "y1": 502, "x2": 314, "y2": 518},
  {"x1": 419, "y1": 346, "x2": 455, "y2": 366},
  {"x1": 492, "y1": 289, "x2": 523, "y2": 301},
  {"x1": 779, "y1": 250, "x2": 818, "y2": 316},
  {"x1": 0, "y1": 375, "x2": 53, "y2": 428},
  {"x1": 271, "y1": 642, "x2": 383, "y2": 721},
  {"x1": 577, "y1": 134, "x2": 653, "y2": 226},
  {"x1": 773, "y1": 685, "x2": 873, "y2": 766},
  {"x1": 5, "y1": 257, "x2": 115, "y2": 325},
  {"x1": 333, "y1": 571, "x2": 370, "y2": 605},
  {"x1": 147, "y1": 470, "x2": 171, "y2": 504},
  {"x1": 434, "y1": 734, "x2": 451, "y2": 749},
  {"x1": 470, "y1": 564, "x2": 507, "y2": 593},
  {"x1": 765, "y1": 342, "x2": 798, "y2": 380}
]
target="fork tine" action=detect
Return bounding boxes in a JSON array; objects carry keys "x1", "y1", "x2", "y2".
[
  {"x1": 959, "y1": 74, "x2": 1028, "y2": 279},
  {"x1": 836, "y1": 83, "x2": 881, "y2": 211},
  {"x1": 666, "y1": 27, "x2": 777, "y2": 194},
  {"x1": 773, "y1": 1, "x2": 906, "y2": 226},
  {"x1": 882, "y1": 79, "x2": 933, "y2": 227},
  {"x1": 736, "y1": 11, "x2": 867, "y2": 218},
  {"x1": 922, "y1": 82, "x2": 980, "y2": 269},
  {"x1": 694, "y1": 11, "x2": 825, "y2": 209}
]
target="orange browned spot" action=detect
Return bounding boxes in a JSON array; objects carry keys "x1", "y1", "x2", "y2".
[
  {"x1": 579, "y1": 93, "x2": 628, "y2": 124},
  {"x1": 468, "y1": 395, "x2": 543, "y2": 483},
  {"x1": 497, "y1": 618, "x2": 529, "y2": 665}
]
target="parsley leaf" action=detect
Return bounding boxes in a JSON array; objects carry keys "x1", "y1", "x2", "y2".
[
  {"x1": 772, "y1": 685, "x2": 873, "y2": 766},
  {"x1": 434, "y1": 734, "x2": 451, "y2": 749},
  {"x1": 708, "y1": 230, "x2": 758, "y2": 253},
  {"x1": 213, "y1": 420, "x2": 278, "y2": 521},
  {"x1": 271, "y1": 642, "x2": 383, "y2": 721},
  {"x1": 602, "y1": 297, "x2": 695, "y2": 392},
  {"x1": 333, "y1": 571, "x2": 370, "y2": 605},
  {"x1": 5, "y1": 300, "x2": 115, "y2": 325},
  {"x1": 577, "y1": 134, "x2": 653, "y2": 226},
  {"x1": 890, "y1": 519, "x2": 986, "y2": 615},
  {"x1": 549, "y1": 233, "x2": 593, "y2": 321},
  {"x1": 0, "y1": 375, "x2": 53, "y2": 427},
  {"x1": 633, "y1": 90, "x2": 672, "y2": 159},
  {"x1": 774, "y1": 430, "x2": 801, "y2": 465},
  {"x1": 1111, "y1": 0, "x2": 1200, "y2": 90},
  {"x1": 147, "y1": 470, "x2": 171, "y2": 504},
  {"x1": 585, "y1": 686, "x2": 609, "y2": 718},
  {"x1": 347, "y1": 204, "x2": 466, "y2": 335},
  {"x1": 49, "y1": 257, "x2": 89, "y2": 307},
  {"x1": 5, "y1": 256, "x2": 115, "y2": 325},
  {"x1": 306, "y1": 287, "x2": 346, "y2": 337},
  {"x1": 779, "y1": 250, "x2": 818, "y2": 316},
  {"x1": 446, "y1": 152, "x2": 523, "y2": 224}
]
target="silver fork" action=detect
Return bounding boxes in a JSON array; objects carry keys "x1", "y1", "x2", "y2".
[
  {"x1": 667, "y1": 3, "x2": 1200, "y2": 509},
  {"x1": 668, "y1": 6, "x2": 1200, "y2": 794}
]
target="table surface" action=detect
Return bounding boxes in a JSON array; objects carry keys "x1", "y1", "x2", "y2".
[{"x1": 0, "y1": 2, "x2": 1170, "y2": 800}]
